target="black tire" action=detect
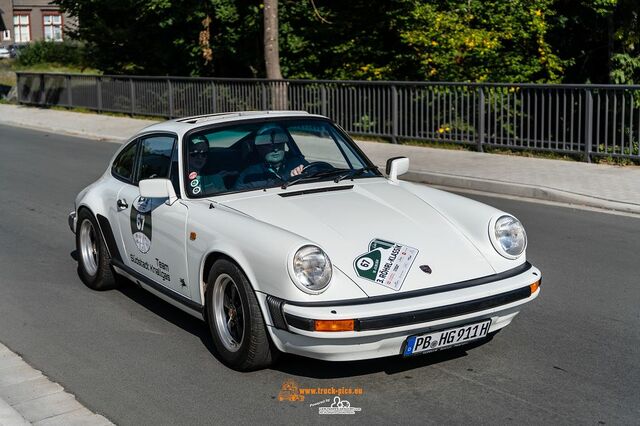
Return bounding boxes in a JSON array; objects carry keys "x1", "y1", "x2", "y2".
[
  {"x1": 206, "y1": 259, "x2": 277, "y2": 371},
  {"x1": 75, "y1": 209, "x2": 118, "y2": 290}
]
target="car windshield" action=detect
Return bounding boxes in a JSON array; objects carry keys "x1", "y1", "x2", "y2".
[{"x1": 184, "y1": 118, "x2": 379, "y2": 197}]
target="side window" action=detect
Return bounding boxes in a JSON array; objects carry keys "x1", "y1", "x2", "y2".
[
  {"x1": 137, "y1": 135, "x2": 176, "y2": 182},
  {"x1": 112, "y1": 140, "x2": 138, "y2": 182}
]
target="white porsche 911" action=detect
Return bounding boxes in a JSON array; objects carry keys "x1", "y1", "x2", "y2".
[{"x1": 69, "y1": 111, "x2": 541, "y2": 370}]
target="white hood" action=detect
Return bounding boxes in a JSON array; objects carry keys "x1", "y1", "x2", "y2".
[{"x1": 219, "y1": 179, "x2": 496, "y2": 297}]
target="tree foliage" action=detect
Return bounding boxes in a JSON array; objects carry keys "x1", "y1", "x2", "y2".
[
  {"x1": 549, "y1": 0, "x2": 639, "y2": 83},
  {"x1": 395, "y1": 0, "x2": 564, "y2": 82},
  {"x1": 54, "y1": 0, "x2": 640, "y2": 84},
  {"x1": 53, "y1": 0, "x2": 217, "y2": 75}
]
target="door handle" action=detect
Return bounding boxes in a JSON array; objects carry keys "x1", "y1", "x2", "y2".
[{"x1": 117, "y1": 199, "x2": 128, "y2": 211}]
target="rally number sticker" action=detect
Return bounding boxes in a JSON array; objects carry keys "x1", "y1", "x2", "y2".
[
  {"x1": 353, "y1": 239, "x2": 418, "y2": 291},
  {"x1": 130, "y1": 197, "x2": 152, "y2": 253}
]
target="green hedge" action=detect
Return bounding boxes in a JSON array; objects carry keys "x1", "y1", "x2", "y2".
[{"x1": 15, "y1": 40, "x2": 85, "y2": 67}]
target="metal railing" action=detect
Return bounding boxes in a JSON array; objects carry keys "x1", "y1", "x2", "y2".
[{"x1": 15, "y1": 72, "x2": 640, "y2": 161}]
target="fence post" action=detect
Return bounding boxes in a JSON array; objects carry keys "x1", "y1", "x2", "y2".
[
  {"x1": 477, "y1": 87, "x2": 485, "y2": 152},
  {"x1": 584, "y1": 89, "x2": 593, "y2": 163},
  {"x1": 391, "y1": 85, "x2": 398, "y2": 144},
  {"x1": 39, "y1": 73, "x2": 45, "y2": 105},
  {"x1": 66, "y1": 75, "x2": 72, "y2": 107},
  {"x1": 211, "y1": 81, "x2": 217, "y2": 113},
  {"x1": 96, "y1": 77, "x2": 102, "y2": 112},
  {"x1": 167, "y1": 79, "x2": 174, "y2": 118},
  {"x1": 321, "y1": 85, "x2": 327, "y2": 116},
  {"x1": 262, "y1": 83, "x2": 268, "y2": 110},
  {"x1": 130, "y1": 78, "x2": 135, "y2": 116},
  {"x1": 16, "y1": 73, "x2": 21, "y2": 103}
]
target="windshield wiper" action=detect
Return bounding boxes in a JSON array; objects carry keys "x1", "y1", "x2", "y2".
[
  {"x1": 281, "y1": 166, "x2": 378, "y2": 189},
  {"x1": 333, "y1": 166, "x2": 379, "y2": 183},
  {"x1": 281, "y1": 168, "x2": 348, "y2": 189}
]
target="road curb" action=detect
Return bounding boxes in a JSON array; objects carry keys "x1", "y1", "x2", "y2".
[
  {"x1": 401, "y1": 169, "x2": 640, "y2": 215},
  {"x1": 0, "y1": 343, "x2": 113, "y2": 425},
  {"x1": 0, "y1": 119, "x2": 127, "y2": 144}
]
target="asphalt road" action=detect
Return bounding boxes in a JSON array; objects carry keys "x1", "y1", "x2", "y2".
[{"x1": 0, "y1": 124, "x2": 638, "y2": 425}]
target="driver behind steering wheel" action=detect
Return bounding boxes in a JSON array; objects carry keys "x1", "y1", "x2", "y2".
[{"x1": 234, "y1": 125, "x2": 306, "y2": 190}]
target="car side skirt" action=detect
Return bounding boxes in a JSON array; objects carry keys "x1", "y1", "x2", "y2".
[{"x1": 111, "y1": 259, "x2": 204, "y2": 319}]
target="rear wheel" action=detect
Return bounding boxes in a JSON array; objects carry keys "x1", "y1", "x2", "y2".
[
  {"x1": 76, "y1": 209, "x2": 118, "y2": 290},
  {"x1": 206, "y1": 259, "x2": 277, "y2": 371}
]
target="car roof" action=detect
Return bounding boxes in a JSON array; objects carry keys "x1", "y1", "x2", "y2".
[{"x1": 139, "y1": 110, "x2": 328, "y2": 136}]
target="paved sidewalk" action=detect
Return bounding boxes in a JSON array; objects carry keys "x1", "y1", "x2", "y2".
[
  {"x1": 0, "y1": 343, "x2": 112, "y2": 425},
  {"x1": 1, "y1": 104, "x2": 639, "y2": 214}
]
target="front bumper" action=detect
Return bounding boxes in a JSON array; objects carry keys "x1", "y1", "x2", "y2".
[{"x1": 261, "y1": 263, "x2": 541, "y2": 361}]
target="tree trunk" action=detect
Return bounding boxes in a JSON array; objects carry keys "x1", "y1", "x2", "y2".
[
  {"x1": 264, "y1": 0, "x2": 282, "y2": 80},
  {"x1": 264, "y1": 0, "x2": 286, "y2": 109},
  {"x1": 607, "y1": 12, "x2": 614, "y2": 83}
]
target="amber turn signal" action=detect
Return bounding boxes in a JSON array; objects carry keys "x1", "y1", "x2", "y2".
[
  {"x1": 314, "y1": 319, "x2": 355, "y2": 332},
  {"x1": 529, "y1": 280, "x2": 540, "y2": 294}
]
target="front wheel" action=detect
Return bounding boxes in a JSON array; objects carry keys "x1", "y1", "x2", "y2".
[
  {"x1": 206, "y1": 259, "x2": 277, "y2": 371},
  {"x1": 75, "y1": 209, "x2": 118, "y2": 290}
]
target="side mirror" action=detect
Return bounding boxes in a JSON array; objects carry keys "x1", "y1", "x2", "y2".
[
  {"x1": 385, "y1": 157, "x2": 409, "y2": 183},
  {"x1": 139, "y1": 178, "x2": 178, "y2": 204}
]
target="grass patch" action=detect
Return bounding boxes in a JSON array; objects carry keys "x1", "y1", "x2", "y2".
[
  {"x1": 592, "y1": 156, "x2": 640, "y2": 166},
  {"x1": 400, "y1": 139, "x2": 473, "y2": 151},
  {"x1": 0, "y1": 58, "x2": 99, "y2": 94},
  {"x1": 11, "y1": 63, "x2": 101, "y2": 74},
  {"x1": 0, "y1": 74, "x2": 15, "y2": 87},
  {"x1": 351, "y1": 134, "x2": 389, "y2": 144},
  {"x1": 0, "y1": 59, "x2": 14, "y2": 71},
  {"x1": 0, "y1": 59, "x2": 17, "y2": 87}
]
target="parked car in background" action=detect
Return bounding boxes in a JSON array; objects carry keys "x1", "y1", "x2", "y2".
[
  {"x1": 8, "y1": 44, "x2": 26, "y2": 58},
  {"x1": 0, "y1": 47, "x2": 10, "y2": 59},
  {"x1": 69, "y1": 111, "x2": 541, "y2": 371}
]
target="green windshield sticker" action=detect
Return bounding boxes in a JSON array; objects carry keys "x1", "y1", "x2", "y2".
[
  {"x1": 354, "y1": 239, "x2": 418, "y2": 291},
  {"x1": 369, "y1": 238, "x2": 395, "y2": 251}
]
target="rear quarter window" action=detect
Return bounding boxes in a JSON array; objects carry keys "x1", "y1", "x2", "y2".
[
  {"x1": 137, "y1": 135, "x2": 176, "y2": 181},
  {"x1": 112, "y1": 140, "x2": 138, "y2": 181}
]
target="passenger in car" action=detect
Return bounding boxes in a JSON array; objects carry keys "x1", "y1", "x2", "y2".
[{"x1": 186, "y1": 137, "x2": 227, "y2": 196}]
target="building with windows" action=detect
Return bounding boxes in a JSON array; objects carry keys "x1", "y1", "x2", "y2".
[{"x1": 0, "y1": 0, "x2": 75, "y2": 47}]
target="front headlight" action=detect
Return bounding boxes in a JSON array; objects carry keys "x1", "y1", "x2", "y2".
[
  {"x1": 490, "y1": 215, "x2": 527, "y2": 259},
  {"x1": 292, "y1": 245, "x2": 332, "y2": 294}
]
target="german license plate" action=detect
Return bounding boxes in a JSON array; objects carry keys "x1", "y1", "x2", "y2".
[{"x1": 403, "y1": 319, "x2": 492, "y2": 356}]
